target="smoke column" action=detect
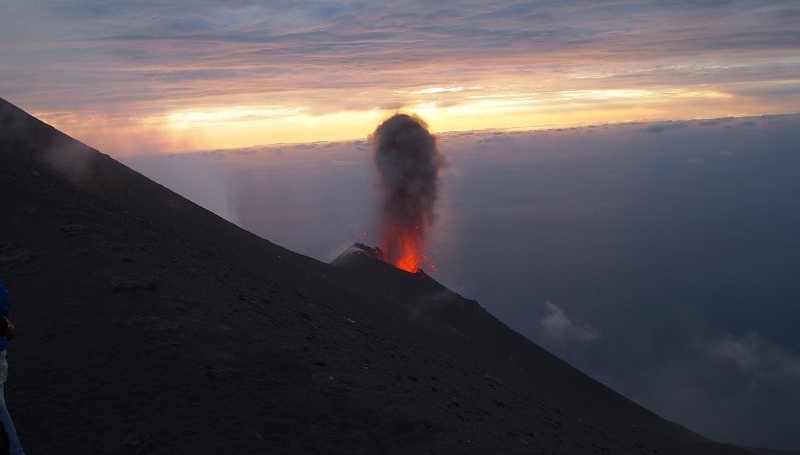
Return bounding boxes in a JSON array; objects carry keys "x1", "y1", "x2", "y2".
[{"x1": 371, "y1": 114, "x2": 444, "y2": 272}]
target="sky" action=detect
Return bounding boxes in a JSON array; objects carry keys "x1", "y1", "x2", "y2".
[
  {"x1": 124, "y1": 115, "x2": 800, "y2": 449},
  {"x1": 2, "y1": 1, "x2": 800, "y2": 154}
]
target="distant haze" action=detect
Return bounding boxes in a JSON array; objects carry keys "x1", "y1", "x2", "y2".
[{"x1": 123, "y1": 113, "x2": 800, "y2": 450}]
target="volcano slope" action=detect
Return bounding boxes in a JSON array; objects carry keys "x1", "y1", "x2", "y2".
[{"x1": 0, "y1": 96, "x2": 761, "y2": 454}]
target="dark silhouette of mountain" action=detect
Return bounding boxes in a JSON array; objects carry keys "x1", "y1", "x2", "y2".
[{"x1": 0, "y1": 96, "x2": 777, "y2": 454}]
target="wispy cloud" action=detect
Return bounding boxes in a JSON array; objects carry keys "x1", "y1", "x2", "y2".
[
  {"x1": 640, "y1": 121, "x2": 689, "y2": 133},
  {"x1": 708, "y1": 331, "x2": 800, "y2": 378},
  {"x1": 540, "y1": 301, "x2": 599, "y2": 343}
]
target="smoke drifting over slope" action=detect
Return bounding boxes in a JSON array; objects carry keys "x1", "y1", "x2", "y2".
[{"x1": 370, "y1": 114, "x2": 444, "y2": 272}]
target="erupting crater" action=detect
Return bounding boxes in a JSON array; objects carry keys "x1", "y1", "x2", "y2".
[{"x1": 370, "y1": 113, "x2": 444, "y2": 273}]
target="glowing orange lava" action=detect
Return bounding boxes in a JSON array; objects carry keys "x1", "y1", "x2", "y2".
[
  {"x1": 395, "y1": 232, "x2": 422, "y2": 272},
  {"x1": 381, "y1": 225, "x2": 432, "y2": 273}
]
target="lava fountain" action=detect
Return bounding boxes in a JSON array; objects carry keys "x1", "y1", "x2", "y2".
[{"x1": 371, "y1": 114, "x2": 444, "y2": 272}]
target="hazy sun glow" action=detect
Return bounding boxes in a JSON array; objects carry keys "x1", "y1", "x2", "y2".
[
  {"x1": 35, "y1": 82, "x2": 765, "y2": 156},
  {"x1": 123, "y1": 86, "x2": 743, "y2": 152},
  {"x1": 161, "y1": 107, "x2": 390, "y2": 150}
]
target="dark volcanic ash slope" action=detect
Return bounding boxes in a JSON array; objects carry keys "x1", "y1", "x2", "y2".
[{"x1": 0, "y1": 97, "x2": 757, "y2": 454}]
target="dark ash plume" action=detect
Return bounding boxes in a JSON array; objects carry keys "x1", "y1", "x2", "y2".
[{"x1": 370, "y1": 113, "x2": 444, "y2": 270}]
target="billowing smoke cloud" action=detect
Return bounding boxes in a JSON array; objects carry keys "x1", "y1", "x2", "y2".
[{"x1": 370, "y1": 113, "x2": 444, "y2": 272}]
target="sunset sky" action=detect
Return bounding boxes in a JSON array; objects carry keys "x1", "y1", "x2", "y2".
[{"x1": 2, "y1": 1, "x2": 799, "y2": 154}]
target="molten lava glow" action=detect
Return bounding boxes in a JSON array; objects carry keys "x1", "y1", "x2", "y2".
[
  {"x1": 380, "y1": 225, "x2": 430, "y2": 273},
  {"x1": 394, "y1": 232, "x2": 423, "y2": 273}
]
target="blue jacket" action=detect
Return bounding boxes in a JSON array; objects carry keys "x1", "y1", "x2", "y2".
[{"x1": 0, "y1": 278, "x2": 10, "y2": 351}]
